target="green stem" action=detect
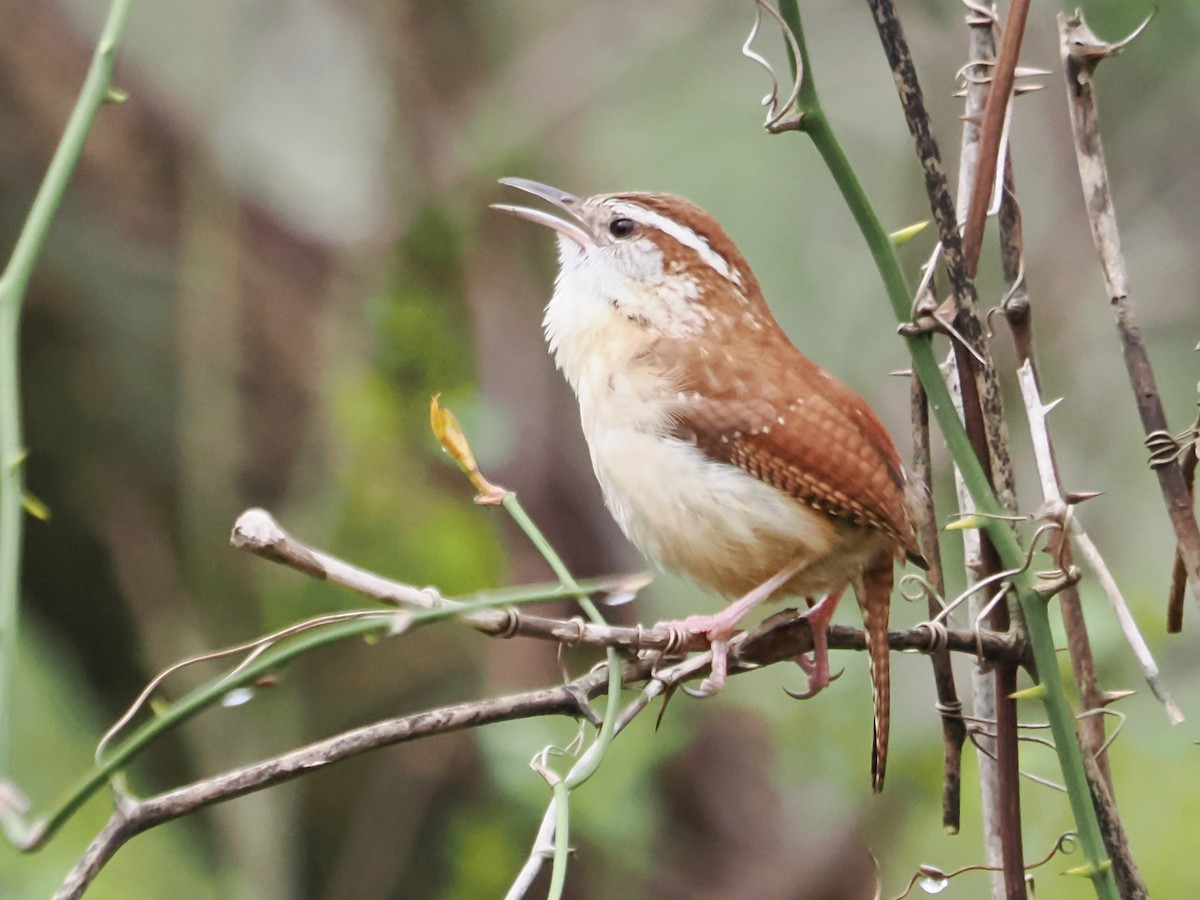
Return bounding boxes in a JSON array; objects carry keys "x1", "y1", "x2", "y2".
[
  {"x1": 777, "y1": 3, "x2": 1114, "y2": 895},
  {"x1": 548, "y1": 783, "x2": 571, "y2": 900},
  {"x1": 499, "y1": 493, "x2": 623, "y2": 900},
  {"x1": 0, "y1": 0, "x2": 135, "y2": 778}
]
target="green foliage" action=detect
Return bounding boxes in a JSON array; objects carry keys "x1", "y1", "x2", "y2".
[{"x1": 373, "y1": 206, "x2": 474, "y2": 406}]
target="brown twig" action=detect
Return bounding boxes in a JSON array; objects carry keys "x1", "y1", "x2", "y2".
[
  {"x1": 960, "y1": 0, "x2": 1030, "y2": 276},
  {"x1": 229, "y1": 508, "x2": 1019, "y2": 664},
  {"x1": 1058, "y1": 10, "x2": 1200, "y2": 625},
  {"x1": 54, "y1": 669, "x2": 619, "y2": 900},
  {"x1": 1166, "y1": 413, "x2": 1199, "y2": 632},
  {"x1": 911, "y1": 377, "x2": 966, "y2": 833},
  {"x1": 1080, "y1": 738, "x2": 1149, "y2": 900}
]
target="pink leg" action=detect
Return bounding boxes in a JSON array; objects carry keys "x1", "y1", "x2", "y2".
[
  {"x1": 656, "y1": 557, "x2": 807, "y2": 696},
  {"x1": 786, "y1": 587, "x2": 846, "y2": 700}
]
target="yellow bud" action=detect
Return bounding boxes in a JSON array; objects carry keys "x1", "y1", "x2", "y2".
[
  {"x1": 430, "y1": 394, "x2": 507, "y2": 504},
  {"x1": 430, "y1": 394, "x2": 477, "y2": 475}
]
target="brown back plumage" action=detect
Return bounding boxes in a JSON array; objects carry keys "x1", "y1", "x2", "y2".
[{"x1": 662, "y1": 329, "x2": 920, "y2": 561}]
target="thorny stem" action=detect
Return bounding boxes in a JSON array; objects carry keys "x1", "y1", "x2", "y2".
[
  {"x1": 776, "y1": 3, "x2": 1117, "y2": 896},
  {"x1": 1057, "y1": 10, "x2": 1200, "y2": 623},
  {"x1": 1017, "y1": 363, "x2": 1154, "y2": 899},
  {"x1": 950, "y1": 8, "x2": 1031, "y2": 895},
  {"x1": 998, "y1": 151, "x2": 1149, "y2": 894},
  {"x1": 959, "y1": 0, "x2": 1030, "y2": 276},
  {"x1": 0, "y1": 0, "x2": 134, "y2": 779}
]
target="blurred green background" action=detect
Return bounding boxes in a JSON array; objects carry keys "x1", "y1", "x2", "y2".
[{"x1": 2, "y1": 1, "x2": 1198, "y2": 897}]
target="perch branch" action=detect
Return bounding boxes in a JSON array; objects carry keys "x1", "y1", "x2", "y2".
[
  {"x1": 236, "y1": 507, "x2": 1022, "y2": 668},
  {"x1": 54, "y1": 494, "x2": 1032, "y2": 897}
]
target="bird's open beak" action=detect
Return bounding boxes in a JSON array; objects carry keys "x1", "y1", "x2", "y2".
[{"x1": 491, "y1": 177, "x2": 593, "y2": 247}]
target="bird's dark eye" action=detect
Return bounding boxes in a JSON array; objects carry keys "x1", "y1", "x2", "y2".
[{"x1": 609, "y1": 217, "x2": 636, "y2": 238}]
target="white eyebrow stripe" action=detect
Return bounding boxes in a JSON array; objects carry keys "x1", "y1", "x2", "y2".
[{"x1": 611, "y1": 201, "x2": 740, "y2": 285}]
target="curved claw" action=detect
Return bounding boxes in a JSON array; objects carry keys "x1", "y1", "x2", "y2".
[
  {"x1": 683, "y1": 678, "x2": 720, "y2": 699},
  {"x1": 783, "y1": 665, "x2": 844, "y2": 701}
]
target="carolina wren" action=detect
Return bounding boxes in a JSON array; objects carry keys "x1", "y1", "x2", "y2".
[{"x1": 494, "y1": 178, "x2": 923, "y2": 792}]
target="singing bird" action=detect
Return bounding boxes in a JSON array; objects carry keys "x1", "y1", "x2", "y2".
[{"x1": 494, "y1": 178, "x2": 924, "y2": 791}]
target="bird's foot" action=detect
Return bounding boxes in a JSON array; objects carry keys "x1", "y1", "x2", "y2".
[
  {"x1": 683, "y1": 636, "x2": 730, "y2": 698},
  {"x1": 783, "y1": 587, "x2": 846, "y2": 700},
  {"x1": 654, "y1": 558, "x2": 811, "y2": 699},
  {"x1": 654, "y1": 614, "x2": 735, "y2": 698}
]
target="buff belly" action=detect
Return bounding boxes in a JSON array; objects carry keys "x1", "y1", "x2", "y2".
[{"x1": 585, "y1": 425, "x2": 888, "y2": 600}]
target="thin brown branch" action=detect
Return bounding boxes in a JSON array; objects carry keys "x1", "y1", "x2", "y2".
[
  {"x1": 231, "y1": 508, "x2": 1024, "y2": 667},
  {"x1": 953, "y1": 14, "x2": 1009, "y2": 890},
  {"x1": 960, "y1": 0, "x2": 1030, "y2": 276},
  {"x1": 55, "y1": 670, "x2": 617, "y2": 900},
  {"x1": 1080, "y1": 737, "x2": 1149, "y2": 900},
  {"x1": 911, "y1": 377, "x2": 966, "y2": 833},
  {"x1": 953, "y1": 13, "x2": 1016, "y2": 894},
  {"x1": 1168, "y1": 434, "x2": 1198, "y2": 632},
  {"x1": 1058, "y1": 10, "x2": 1200, "y2": 622},
  {"x1": 867, "y1": 0, "x2": 1017, "y2": 514}
]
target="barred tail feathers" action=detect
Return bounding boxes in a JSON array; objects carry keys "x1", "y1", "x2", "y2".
[{"x1": 856, "y1": 558, "x2": 893, "y2": 793}]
